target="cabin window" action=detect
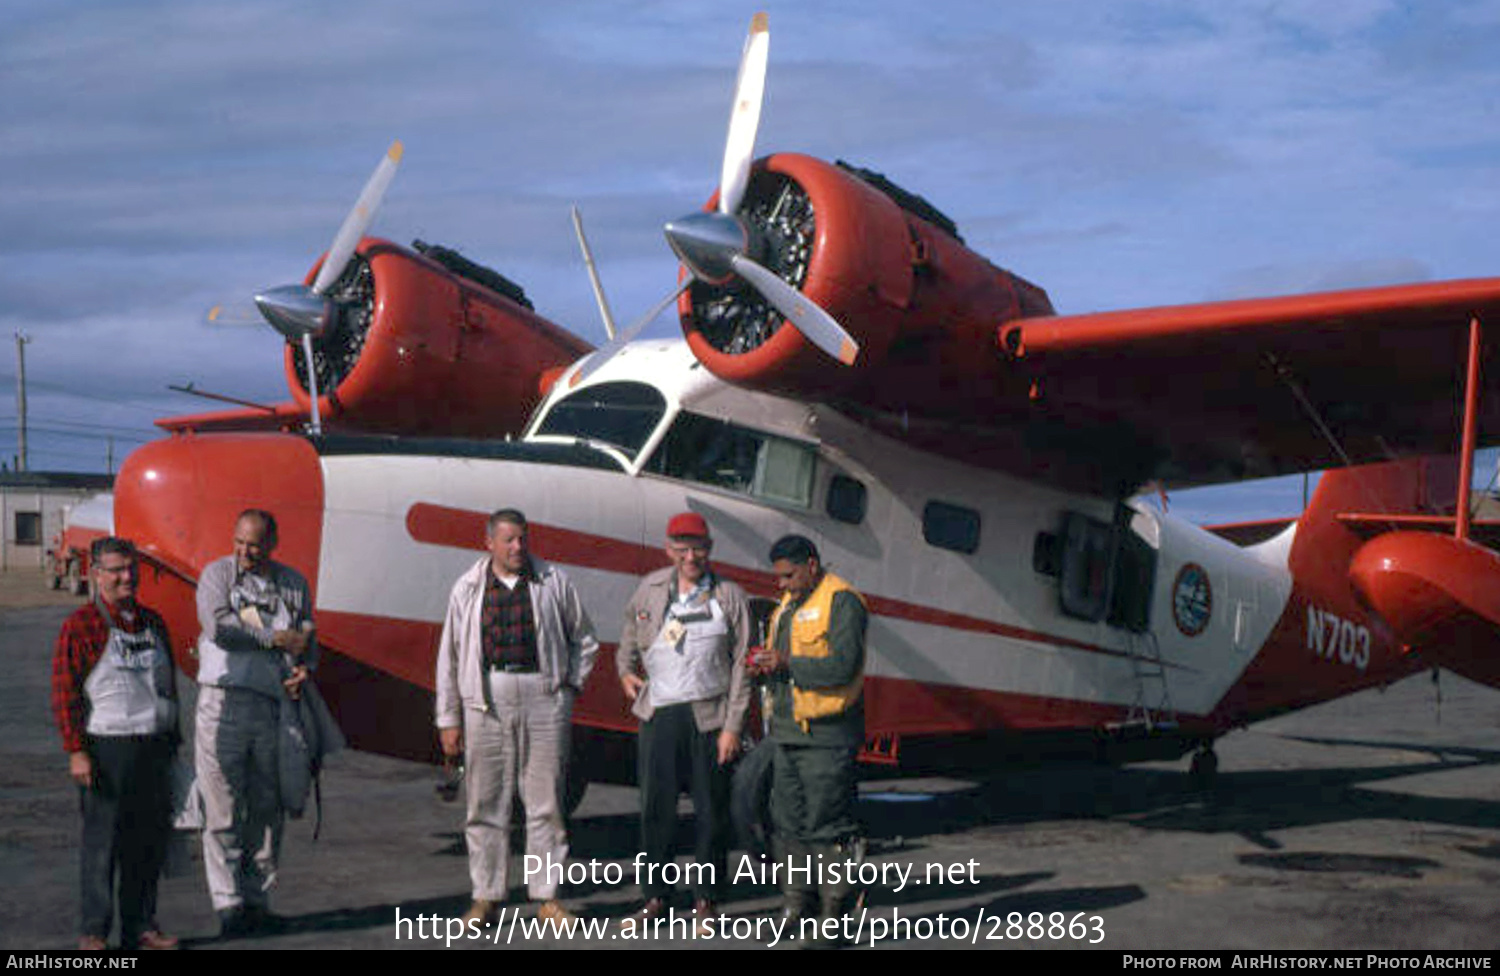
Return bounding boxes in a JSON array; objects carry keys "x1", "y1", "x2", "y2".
[
  {"x1": 1058, "y1": 512, "x2": 1113, "y2": 621},
  {"x1": 1054, "y1": 509, "x2": 1157, "y2": 630},
  {"x1": 13, "y1": 511, "x2": 41, "y2": 546},
  {"x1": 534, "y1": 381, "x2": 666, "y2": 459},
  {"x1": 645, "y1": 411, "x2": 816, "y2": 507},
  {"x1": 922, "y1": 501, "x2": 980, "y2": 554},
  {"x1": 826, "y1": 474, "x2": 867, "y2": 525}
]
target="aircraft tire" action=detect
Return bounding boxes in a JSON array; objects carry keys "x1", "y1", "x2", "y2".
[
  {"x1": 1189, "y1": 747, "x2": 1218, "y2": 790},
  {"x1": 564, "y1": 767, "x2": 589, "y2": 817},
  {"x1": 730, "y1": 738, "x2": 775, "y2": 860}
]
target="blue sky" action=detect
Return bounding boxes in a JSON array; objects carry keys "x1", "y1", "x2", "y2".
[{"x1": 2, "y1": 0, "x2": 1498, "y2": 521}]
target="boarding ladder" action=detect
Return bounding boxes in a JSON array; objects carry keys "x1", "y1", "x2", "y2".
[{"x1": 1123, "y1": 630, "x2": 1177, "y2": 732}]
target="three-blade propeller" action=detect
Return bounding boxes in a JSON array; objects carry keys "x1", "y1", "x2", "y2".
[{"x1": 578, "y1": 12, "x2": 858, "y2": 385}]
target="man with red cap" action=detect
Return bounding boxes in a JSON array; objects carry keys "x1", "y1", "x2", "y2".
[{"x1": 618, "y1": 512, "x2": 752, "y2": 931}]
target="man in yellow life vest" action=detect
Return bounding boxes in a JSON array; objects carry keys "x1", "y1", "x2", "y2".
[{"x1": 754, "y1": 534, "x2": 869, "y2": 925}]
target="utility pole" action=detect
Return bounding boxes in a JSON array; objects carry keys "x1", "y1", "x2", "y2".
[
  {"x1": 107, "y1": 436, "x2": 115, "y2": 476},
  {"x1": 14, "y1": 331, "x2": 30, "y2": 473}
]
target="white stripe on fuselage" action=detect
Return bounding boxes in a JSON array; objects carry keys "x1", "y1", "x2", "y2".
[{"x1": 314, "y1": 443, "x2": 1295, "y2": 718}]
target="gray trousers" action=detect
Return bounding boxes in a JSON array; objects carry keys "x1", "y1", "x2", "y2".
[
  {"x1": 196, "y1": 685, "x2": 282, "y2": 913},
  {"x1": 463, "y1": 672, "x2": 571, "y2": 902}
]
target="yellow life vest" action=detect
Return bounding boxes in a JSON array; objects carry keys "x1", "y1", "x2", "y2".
[{"x1": 769, "y1": 572, "x2": 866, "y2": 729}]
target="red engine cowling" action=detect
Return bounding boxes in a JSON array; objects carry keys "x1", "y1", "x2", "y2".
[
  {"x1": 284, "y1": 238, "x2": 593, "y2": 437},
  {"x1": 679, "y1": 154, "x2": 1054, "y2": 420}
]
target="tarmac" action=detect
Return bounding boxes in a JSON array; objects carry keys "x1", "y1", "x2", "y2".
[{"x1": 3, "y1": 567, "x2": 1499, "y2": 951}]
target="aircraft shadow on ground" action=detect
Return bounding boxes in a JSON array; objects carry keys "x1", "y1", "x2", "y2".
[
  {"x1": 848, "y1": 734, "x2": 1500, "y2": 853},
  {"x1": 866, "y1": 884, "x2": 1146, "y2": 946},
  {"x1": 176, "y1": 893, "x2": 472, "y2": 947},
  {"x1": 401, "y1": 732, "x2": 1500, "y2": 930}
]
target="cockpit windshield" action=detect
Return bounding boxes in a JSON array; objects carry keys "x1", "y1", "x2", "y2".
[{"x1": 533, "y1": 381, "x2": 667, "y2": 459}]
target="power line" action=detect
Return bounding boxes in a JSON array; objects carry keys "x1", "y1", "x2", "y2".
[
  {"x1": 0, "y1": 415, "x2": 157, "y2": 438},
  {"x1": 0, "y1": 424, "x2": 153, "y2": 445},
  {"x1": 0, "y1": 374, "x2": 194, "y2": 417}
]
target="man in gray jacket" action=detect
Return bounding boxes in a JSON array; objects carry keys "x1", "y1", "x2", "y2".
[
  {"x1": 435, "y1": 508, "x2": 599, "y2": 927},
  {"x1": 195, "y1": 509, "x2": 313, "y2": 938},
  {"x1": 618, "y1": 512, "x2": 751, "y2": 929}
]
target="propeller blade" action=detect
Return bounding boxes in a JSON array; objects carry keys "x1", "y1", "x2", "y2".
[
  {"x1": 312, "y1": 140, "x2": 404, "y2": 295},
  {"x1": 573, "y1": 280, "x2": 693, "y2": 386},
  {"x1": 718, "y1": 12, "x2": 769, "y2": 216},
  {"x1": 730, "y1": 254, "x2": 859, "y2": 365},
  {"x1": 204, "y1": 301, "x2": 264, "y2": 326}
]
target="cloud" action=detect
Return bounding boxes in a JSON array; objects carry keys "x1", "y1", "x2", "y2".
[{"x1": 1, "y1": 0, "x2": 1496, "y2": 526}]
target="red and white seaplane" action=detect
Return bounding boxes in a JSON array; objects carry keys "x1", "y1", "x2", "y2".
[{"x1": 116, "y1": 15, "x2": 1500, "y2": 806}]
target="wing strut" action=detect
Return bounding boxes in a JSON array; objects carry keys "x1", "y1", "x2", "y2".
[
  {"x1": 1266, "y1": 352, "x2": 1395, "y2": 523},
  {"x1": 1456, "y1": 316, "x2": 1483, "y2": 542}
]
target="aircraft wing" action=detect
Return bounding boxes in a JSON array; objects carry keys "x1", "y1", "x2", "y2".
[
  {"x1": 1003, "y1": 278, "x2": 1500, "y2": 490},
  {"x1": 157, "y1": 403, "x2": 309, "y2": 433}
]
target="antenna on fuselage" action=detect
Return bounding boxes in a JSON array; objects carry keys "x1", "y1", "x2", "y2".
[{"x1": 570, "y1": 205, "x2": 617, "y2": 342}]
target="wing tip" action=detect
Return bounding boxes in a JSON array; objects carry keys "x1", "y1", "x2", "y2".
[{"x1": 750, "y1": 11, "x2": 768, "y2": 33}]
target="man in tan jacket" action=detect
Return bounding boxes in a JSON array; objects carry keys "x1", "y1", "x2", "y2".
[
  {"x1": 618, "y1": 512, "x2": 752, "y2": 930},
  {"x1": 436, "y1": 508, "x2": 599, "y2": 927}
]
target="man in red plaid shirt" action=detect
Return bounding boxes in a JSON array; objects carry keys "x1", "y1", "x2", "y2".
[{"x1": 51, "y1": 536, "x2": 180, "y2": 951}]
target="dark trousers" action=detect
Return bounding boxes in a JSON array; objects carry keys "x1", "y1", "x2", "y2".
[
  {"x1": 79, "y1": 734, "x2": 174, "y2": 941},
  {"x1": 771, "y1": 740, "x2": 859, "y2": 844},
  {"x1": 637, "y1": 703, "x2": 728, "y2": 901}
]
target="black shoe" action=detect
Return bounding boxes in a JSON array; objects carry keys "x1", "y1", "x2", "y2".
[
  {"x1": 218, "y1": 909, "x2": 250, "y2": 940},
  {"x1": 244, "y1": 904, "x2": 287, "y2": 935}
]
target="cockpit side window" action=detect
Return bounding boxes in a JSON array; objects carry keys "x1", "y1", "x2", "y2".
[
  {"x1": 534, "y1": 382, "x2": 667, "y2": 459},
  {"x1": 645, "y1": 411, "x2": 815, "y2": 507}
]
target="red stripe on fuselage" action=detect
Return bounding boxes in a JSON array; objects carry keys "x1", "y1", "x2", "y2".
[
  {"x1": 315, "y1": 608, "x2": 638, "y2": 734},
  {"x1": 405, "y1": 502, "x2": 1184, "y2": 670},
  {"x1": 300, "y1": 606, "x2": 1212, "y2": 744}
]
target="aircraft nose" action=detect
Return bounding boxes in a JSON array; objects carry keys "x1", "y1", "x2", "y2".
[{"x1": 116, "y1": 433, "x2": 325, "y2": 583}]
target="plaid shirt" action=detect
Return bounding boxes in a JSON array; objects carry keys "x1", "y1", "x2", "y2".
[
  {"x1": 480, "y1": 562, "x2": 539, "y2": 670},
  {"x1": 51, "y1": 601, "x2": 173, "y2": 753}
]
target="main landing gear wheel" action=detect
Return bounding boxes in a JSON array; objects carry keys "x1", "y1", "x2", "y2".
[
  {"x1": 1188, "y1": 744, "x2": 1219, "y2": 791},
  {"x1": 564, "y1": 766, "x2": 589, "y2": 818},
  {"x1": 731, "y1": 738, "x2": 775, "y2": 861}
]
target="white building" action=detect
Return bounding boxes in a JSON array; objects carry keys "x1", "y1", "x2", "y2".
[{"x1": 0, "y1": 472, "x2": 113, "y2": 571}]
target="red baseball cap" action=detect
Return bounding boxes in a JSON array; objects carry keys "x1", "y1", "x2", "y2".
[{"x1": 666, "y1": 512, "x2": 710, "y2": 540}]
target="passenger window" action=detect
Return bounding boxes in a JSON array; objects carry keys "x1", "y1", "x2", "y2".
[
  {"x1": 646, "y1": 412, "x2": 815, "y2": 507},
  {"x1": 922, "y1": 501, "x2": 980, "y2": 554},
  {"x1": 1054, "y1": 508, "x2": 1157, "y2": 630},
  {"x1": 826, "y1": 474, "x2": 867, "y2": 525},
  {"x1": 1058, "y1": 513, "x2": 1113, "y2": 622},
  {"x1": 758, "y1": 437, "x2": 816, "y2": 506}
]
